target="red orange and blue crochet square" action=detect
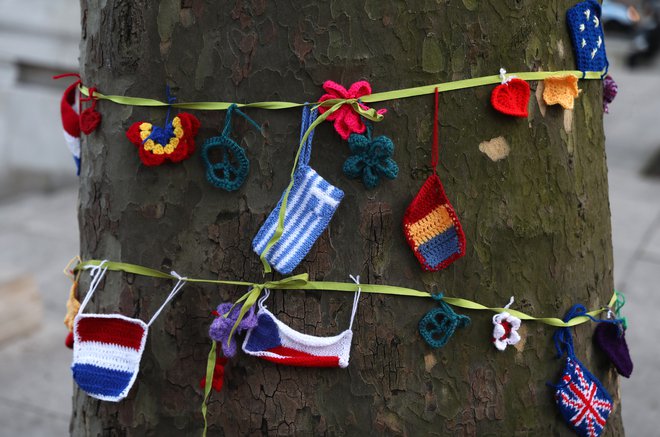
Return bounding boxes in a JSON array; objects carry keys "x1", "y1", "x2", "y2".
[{"x1": 403, "y1": 174, "x2": 466, "y2": 271}]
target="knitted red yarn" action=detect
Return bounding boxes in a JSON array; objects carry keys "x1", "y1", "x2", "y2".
[
  {"x1": 199, "y1": 356, "x2": 228, "y2": 392},
  {"x1": 490, "y1": 78, "x2": 530, "y2": 118},
  {"x1": 80, "y1": 108, "x2": 101, "y2": 134},
  {"x1": 126, "y1": 112, "x2": 200, "y2": 166}
]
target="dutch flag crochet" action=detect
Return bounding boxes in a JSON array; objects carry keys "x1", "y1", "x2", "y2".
[
  {"x1": 252, "y1": 107, "x2": 344, "y2": 274},
  {"x1": 71, "y1": 314, "x2": 148, "y2": 402}
]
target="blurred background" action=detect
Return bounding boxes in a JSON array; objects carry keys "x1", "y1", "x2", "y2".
[{"x1": 0, "y1": 0, "x2": 658, "y2": 435}]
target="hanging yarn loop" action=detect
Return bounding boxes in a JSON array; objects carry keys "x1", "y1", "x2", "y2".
[{"x1": 498, "y1": 68, "x2": 517, "y2": 84}]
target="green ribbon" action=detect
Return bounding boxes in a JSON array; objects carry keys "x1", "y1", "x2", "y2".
[
  {"x1": 74, "y1": 259, "x2": 616, "y2": 327},
  {"x1": 78, "y1": 69, "x2": 604, "y2": 110},
  {"x1": 201, "y1": 340, "x2": 216, "y2": 437}
]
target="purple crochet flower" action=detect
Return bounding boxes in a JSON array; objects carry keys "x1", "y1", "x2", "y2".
[
  {"x1": 209, "y1": 302, "x2": 258, "y2": 357},
  {"x1": 603, "y1": 75, "x2": 618, "y2": 114}
]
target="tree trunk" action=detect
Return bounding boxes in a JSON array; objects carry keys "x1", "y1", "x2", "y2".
[{"x1": 74, "y1": 0, "x2": 623, "y2": 435}]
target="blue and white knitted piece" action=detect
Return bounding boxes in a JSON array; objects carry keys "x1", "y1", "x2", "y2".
[
  {"x1": 567, "y1": 0, "x2": 608, "y2": 73},
  {"x1": 252, "y1": 107, "x2": 344, "y2": 274}
]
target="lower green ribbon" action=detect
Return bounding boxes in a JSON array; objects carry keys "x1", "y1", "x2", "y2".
[{"x1": 74, "y1": 259, "x2": 617, "y2": 328}]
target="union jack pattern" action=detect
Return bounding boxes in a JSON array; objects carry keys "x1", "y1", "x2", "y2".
[{"x1": 554, "y1": 357, "x2": 612, "y2": 437}]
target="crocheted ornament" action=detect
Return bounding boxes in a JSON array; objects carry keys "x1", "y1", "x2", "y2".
[
  {"x1": 71, "y1": 264, "x2": 186, "y2": 402},
  {"x1": 491, "y1": 311, "x2": 521, "y2": 351},
  {"x1": 58, "y1": 80, "x2": 82, "y2": 175},
  {"x1": 64, "y1": 280, "x2": 80, "y2": 332},
  {"x1": 126, "y1": 112, "x2": 200, "y2": 166},
  {"x1": 491, "y1": 77, "x2": 530, "y2": 118},
  {"x1": 252, "y1": 106, "x2": 344, "y2": 274},
  {"x1": 550, "y1": 304, "x2": 613, "y2": 437},
  {"x1": 65, "y1": 331, "x2": 75, "y2": 349},
  {"x1": 594, "y1": 322, "x2": 632, "y2": 378},
  {"x1": 318, "y1": 80, "x2": 387, "y2": 140},
  {"x1": 404, "y1": 88, "x2": 466, "y2": 271},
  {"x1": 242, "y1": 289, "x2": 360, "y2": 368},
  {"x1": 602, "y1": 75, "x2": 618, "y2": 114},
  {"x1": 543, "y1": 75, "x2": 582, "y2": 110},
  {"x1": 201, "y1": 104, "x2": 260, "y2": 191},
  {"x1": 208, "y1": 301, "x2": 258, "y2": 358},
  {"x1": 418, "y1": 294, "x2": 470, "y2": 348},
  {"x1": 343, "y1": 123, "x2": 398, "y2": 189},
  {"x1": 567, "y1": 0, "x2": 609, "y2": 73}
]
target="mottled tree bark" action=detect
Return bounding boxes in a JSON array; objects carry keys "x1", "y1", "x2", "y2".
[{"x1": 74, "y1": 0, "x2": 623, "y2": 435}]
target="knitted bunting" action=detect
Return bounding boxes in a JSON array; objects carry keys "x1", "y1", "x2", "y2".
[
  {"x1": 201, "y1": 104, "x2": 261, "y2": 191},
  {"x1": 403, "y1": 88, "x2": 466, "y2": 271},
  {"x1": 491, "y1": 76, "x2": 531, "y2": 118},
  {"x1": 419, "y1": 294, "x2": 470, "y2": 348},
  {"x1": 567, "y1": 0, "x2": 609, "y2": 73},
  {"x1": 594, "y1": 322, "x2": 633, "y2": 378},
  {"x1": 126, "y1": 112, "x2": 200, "y2": 166},
  {"x1": 72, "y1": 314, "x2": 149, "y2": 401},
  {"x1": 543, "y1": 75, "x2": 582, "y2": 110},
  {"x1": 59, "y1": 80, "x2": 82, "y2": 175},
  {"x1": 602, "y1": 75, "x2": 618, "y2": 113},
  {"x1": 551, "y1": 305, "x2": 613, "y2": 437},
  {"x1": 242, "y1": 290, "x2": 359, "y2": 368},
  {"x1": 71, "y1": 264, "x2": 186, "y2": 402},
  {"x1": 252, "y1": 107, "x2": 344, "y2": 274},
  {"x1": 318, "y1": 80, "x2": 387, "y2": 140},
  {"x1": 343, "y1": 122, "x2": 399, "y2": 189}
]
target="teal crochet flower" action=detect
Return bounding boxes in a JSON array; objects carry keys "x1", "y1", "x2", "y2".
[{"x1": 343, "y1": 132, "x2": 398, "y2": 189}]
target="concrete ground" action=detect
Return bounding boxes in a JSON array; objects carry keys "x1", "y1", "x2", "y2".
[{"x1": 0, "y1": 41, "x2": 658, "y2": 436}]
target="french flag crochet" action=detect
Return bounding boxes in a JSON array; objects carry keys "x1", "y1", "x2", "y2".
[
  {"x1": 71, "y1": 314, "x2": 148, "y2": 402},
  {"x1": 242, "y1": 308, "x2": 353, "y2": 368},
  {"x1": 403, "y1": 174, "x2": 466, "y2": 271}
]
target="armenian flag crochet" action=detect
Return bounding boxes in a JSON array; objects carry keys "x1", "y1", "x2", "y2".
[{"x1": 403, "y1": 174, "x2": 466, "y2": 271}]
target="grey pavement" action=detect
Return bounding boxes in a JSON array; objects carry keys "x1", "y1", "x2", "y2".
[{"x1": 0, "y1": 43, "x2": 658, "y2": 437}]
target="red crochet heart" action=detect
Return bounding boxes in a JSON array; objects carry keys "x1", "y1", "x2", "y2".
[
  {"x1": 65, "y1": 331, "x2": 74, "y2": 349},
  {"x1": 80, "y1": 108, "x2": 102, "y2": 134},
  {"x1": 490, "y1": 78, "x2": 530, "y2": 118}
]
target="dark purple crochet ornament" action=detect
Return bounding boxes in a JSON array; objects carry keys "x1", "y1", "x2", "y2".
[
  {"x1": 594, "y1": 322, "x2": 633, "y2": 378},
  {"x1": 209, "y1": 302, "x2": 258, "y2": 358}
]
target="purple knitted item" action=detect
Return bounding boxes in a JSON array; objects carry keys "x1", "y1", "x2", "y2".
[
  {"x1": 209, "y1": 302, "x2": 258, "y2": 357},
  {"x1": 603, "y1": 75, "x2": 618, "y2": 113},
  {"x1": 594, "y1": 323, "x2": 633, "y2": 378}
]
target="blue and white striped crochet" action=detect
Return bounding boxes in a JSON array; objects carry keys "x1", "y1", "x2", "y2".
[{"x1": 252, "y1": 106, "x2": 344, "y2": 274}]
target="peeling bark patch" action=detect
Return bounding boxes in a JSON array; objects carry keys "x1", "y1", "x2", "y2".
[
  {"x1": 461, "y1": 0, "x2": 478, "y2": 11},
  {"x1": 479, "y1": 137, "x2": 510, "y2": 161},
  {"x1": 536, "y1": 80, "x2": 547, "y2": 117},
  {"x1": 563, "y1": 108, "x2": 574, "y2": 133},
  {"x1": 422, "y1": 34, "x2": 443, "y2": 73},
  {"x1": 424, "y1": 353, "x2": 437, "y2": 371}
]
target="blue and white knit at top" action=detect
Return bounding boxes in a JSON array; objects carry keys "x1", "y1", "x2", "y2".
[{"x1": 252, "y1": 106, "x2": 344, "y2": 274}]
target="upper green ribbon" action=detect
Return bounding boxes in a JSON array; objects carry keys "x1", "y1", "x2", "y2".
[{"x1": 78, "y1": 70, "x2": 604, "y2": 110}]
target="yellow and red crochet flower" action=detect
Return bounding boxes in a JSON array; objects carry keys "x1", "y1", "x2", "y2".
[{"x1": 126, "y1": 112, "x2": 200, "y2": 166}]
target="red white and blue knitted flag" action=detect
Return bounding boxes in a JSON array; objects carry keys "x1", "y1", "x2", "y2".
[
  {"x1": 554, "y1": 357, "x2": 613, "y2": 437},
  {"x1": 71, "y1": 314, "x2": 148, "y2": 402}
]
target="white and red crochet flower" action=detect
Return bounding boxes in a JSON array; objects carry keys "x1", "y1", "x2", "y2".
[
  {"x1": 491, "y1": 311, "x2": 521, "y2": 351},
  {"x1": 318, "y1": 80, "x2": 386, "y2": 140}
]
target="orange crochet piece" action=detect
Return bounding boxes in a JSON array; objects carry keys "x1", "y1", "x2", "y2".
[
  {"x1": 543, "y1": 75, "x2": 581, "y2": 110},
  {"x1": 64, "y1": 281, "x2": 80, "y2": 332}
]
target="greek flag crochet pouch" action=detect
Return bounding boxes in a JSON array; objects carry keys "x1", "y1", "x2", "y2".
[
  {"x1": 403, "y1": 173, "x2": 466, "y2": 271},
  {"x1": 252, "y1": 107, "x2": 344, "y2": 274},
  {"x1": 553, "y1": 357, "x2": 613, "y2": 437}
]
